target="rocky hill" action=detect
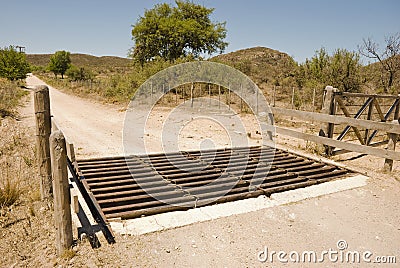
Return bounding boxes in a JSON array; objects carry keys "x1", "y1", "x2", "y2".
[{"x1": 211, "y1": 46, "x2": 298, "y2": 90}]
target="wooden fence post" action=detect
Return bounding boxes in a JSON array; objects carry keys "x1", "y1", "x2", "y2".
[
  {"x1": 34, "y1": 85, "x2": 52, "y2": 199},
  {"x1": 50, "y1": 130, "x2": 73, "y2": 256},
  {"x1": 208, "y1": 84, "x2": 211, "y2": 107},
  {"x1": 291, "y1": 87, "x2": 295, "y2": 110},
  {"x1": 312, "y1": 88, "x2": 316, "y2": 113},
  {"x1": 190, "y1": 82, "x2": 194, "y2": 108},
  {"x1": 228, "y1": 84, "x2": 231, "y2": 110},
  {"x1": 383, "y1": 130, "x2": 398, "y2": 172},
  {"x1": 218, "y1": 85, "x2": 221, "y2": 109},
  {"x1": 319, "y1": 86, "x2": 336, "y2": 156},
  {"x1": 384, "y1": 99, "x2": 400, "y2": 171}
]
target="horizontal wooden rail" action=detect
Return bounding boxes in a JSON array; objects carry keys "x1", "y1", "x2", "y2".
[
  {"x1": 271, "y1": 126, "x2": 400, "y2": 161},
  {"x1": 271, "y1": 107, "x2": 400, "y2": 134},
  {"x1": 337, "y1": 92, "x2": 400, "y2": 99}
]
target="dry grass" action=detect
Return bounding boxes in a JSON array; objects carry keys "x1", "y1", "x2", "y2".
[
  {"x1": 0, "y1": 177, "x2": 21, "y2": 208},
  {"x1": 0, "y1": 118, "x2": 37, "y2": 210},
  {"x1": 0, "y1": 80, "x2": 30, "y2": 209},
  {"x1": 0, "y1": 81, "x2": 57, "y2": 265},
  {"x1": 0, "y1": 117, "x2": 57, "y2": 266},
  {"x1": 60, "y1": 248, "x2": 77, "y2": 260},
  {"x1": 0, "y1": 78, "x2": 28, "y2": 118}
]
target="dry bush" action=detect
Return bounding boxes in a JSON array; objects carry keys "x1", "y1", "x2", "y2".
[
  {"x1": 0, "y1": 78, "x2": 28, "y2": 118},
  {"x1": 0, "y1": 118, "x2": 56, "y2": 266},
  {"x1": 0, "y1": 80, "x2": 31, "y2": 209},
  {"x1": 0, "y1": 177, "x2": 21, "y2": 208},
  {"x1": 0, "y1": 118, "x2": 38, "y2": 210}
]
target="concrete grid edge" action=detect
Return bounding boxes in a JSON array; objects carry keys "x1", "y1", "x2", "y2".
[{"x1": 110, "y1": 174, "x2": 369, "y2": 236}]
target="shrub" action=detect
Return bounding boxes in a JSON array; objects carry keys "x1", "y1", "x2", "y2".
[
  {"x1": 0, "y1": 177, "x2": 21, "y2": 207},
  {"x1": 0, "y1": 46, "x2": 30, "y2": 81},
  {"x1": 0, "y1": 78, "x2": 28, "y2": 117}
]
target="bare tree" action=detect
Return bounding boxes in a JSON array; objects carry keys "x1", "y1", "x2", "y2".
[{"x1": 359, "y1": 33, "x2": 400, "y2": 93}]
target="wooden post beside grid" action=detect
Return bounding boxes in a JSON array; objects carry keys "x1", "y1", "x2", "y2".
[
  {"x1": 34, "y1": 85, "x2": 52, "y2": 199},
  {"x1": 50, "y1": 130, "x2": 73, "y2": 256}
]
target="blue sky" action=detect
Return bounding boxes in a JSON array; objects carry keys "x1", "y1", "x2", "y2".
[{"x1": 1, "y1": 0, "x2": 399, "y2": 63}]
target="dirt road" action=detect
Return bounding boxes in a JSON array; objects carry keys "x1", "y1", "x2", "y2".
[
  {"x1": 24, "y1": 74, "x2": 263, "y2": 158},
  {"x1": 25, "y1": 75, "x2": 125, "y2": 157}
]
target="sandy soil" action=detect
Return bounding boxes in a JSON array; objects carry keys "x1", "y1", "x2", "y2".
[{"x1": 9, "y1": 75, "x2": 400, "y2": 267}]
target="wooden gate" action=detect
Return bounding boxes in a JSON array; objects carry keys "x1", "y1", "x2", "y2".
[{"x1": 320, "y1": 88, "x2": 400, "y2": 156}]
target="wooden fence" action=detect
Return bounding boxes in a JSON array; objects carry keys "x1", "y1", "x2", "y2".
[
  {"x1": 34, "y1": 86, "x2": 74, "y2": 256},
  {"x1": 271, "y1": 86, "x2": 400, "y2": 171},
  {"x1": 319, "y1": 86, "x2": 400, "y2": 156}
]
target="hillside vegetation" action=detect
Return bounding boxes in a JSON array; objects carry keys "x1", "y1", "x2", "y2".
[
  {"x1": 362, "y1": 55, "x2": 400, "y2": 94},
  {"x1": 28, "y1": 47, "x2": 399, "y2": 107},
  {"x1": 27, "y1": 53, "x2": 131, "y2": 73},
  {"x1": 212, "y1": 47, "x2": 297, "y2": 91}
]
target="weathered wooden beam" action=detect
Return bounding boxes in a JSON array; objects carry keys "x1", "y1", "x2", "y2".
[
  {"x1": 335, "y1": 97, "x2": 365, "y2": 145},
  {"x1": 339, "y1": 92, "x2": 400, "y2": 98},
  {"x1": 364, "y1": 97, "x2": 374, "y2": 144},
  {"x1": 383, "y1": 132, "x2": 398, "y2": 171},
  {"x1": 319, "y1": 86, "x2": 337, "y2": 156},
  {"x1": 271, "y1": 107, "x2": 400, "y2": 134},
  {"x1": 374, "y1": 100, "x2": 385, "y2": 121},
  {"x1": 50, "y1": 130, "x2": 73, "y2": 256},
  {"x1": 273, "y1": 126, "x2": 400, "y2": 161},
  {"x1": 34, "y1": 85, "x2": 52, "y2": 199}
]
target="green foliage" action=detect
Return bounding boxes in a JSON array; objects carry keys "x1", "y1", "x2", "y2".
[
  {"x1": 103, "y1": 57, "x2": 192, "y2": 102},
  {"x1": 297, "y1": 47, "x2": 362, "y2": 92},
  {"x1": 131, "y1": 0, "x2": 227, "y2": 65},
  {"x1": 296, "y1": 48, "x2": 330, "y2": 89},
  {"x1": 66, "y1": 65, "x2": 94, "y2": 81},
  {"x1": 0, "y1": 46, "x2": 30, "y2": 81},
  {"x1": 48, "y1": 50, "x2": 71, "y2": 78},
  {"x1": 329, "y1": 49, "x2": 362, "y2": 92}
]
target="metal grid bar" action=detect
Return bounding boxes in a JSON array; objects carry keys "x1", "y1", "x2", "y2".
[{"x1": 73, "y1": 146, "x2": 351, "y2": 221}]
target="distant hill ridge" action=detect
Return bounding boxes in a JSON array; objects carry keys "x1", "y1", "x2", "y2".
[
  {"x1": 211, "y1": 46, "x2": 298, "y2": 89},
  {"x1": 213, "y1": 46, "x2": 292, "y2": 62},
  {"x1": 28, "y1": 47, "x2": 298, "y2": 91},
  {"x1": 26, "y1": 53, "x2": 132, "y2": 68}
]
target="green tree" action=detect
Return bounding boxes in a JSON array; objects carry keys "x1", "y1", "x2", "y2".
[
  {"x1": 66, "y1": 65, "x2": 94, "y2": 81},
  {"x1": 296, "y1": 48, "x2": 330, "y2": 89},
  {"x1": 131, "y1": 0, "x2": 228, "y2": 65},
  {"x1": 297, "y1": 47, "x2": 362, "y2": 92},
  {"x1": 48, "y1": 50, "x2": 71, "y2": 78},
  {"x1": 0, "y1": 46, "x2": 30, "y2": 81},
  {"x1": 329, "y1": 49, "x2": 362, "y2": 92}
]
